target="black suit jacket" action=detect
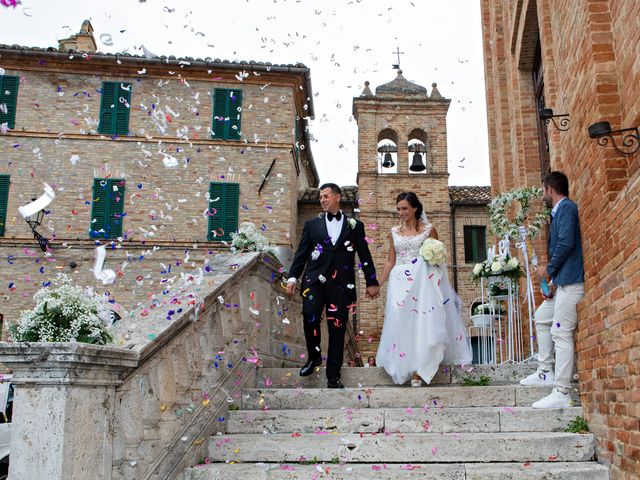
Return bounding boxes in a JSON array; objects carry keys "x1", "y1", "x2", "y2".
[{"x1": 288, "y1": 214, "x2": 378, "y2": 300}]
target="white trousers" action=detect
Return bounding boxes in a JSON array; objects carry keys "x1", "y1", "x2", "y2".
[{"x1": 534, "y1": 283, "x2": 585, "y2": 390}]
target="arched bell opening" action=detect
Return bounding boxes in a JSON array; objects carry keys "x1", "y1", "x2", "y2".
[
  {"x1": 377, "y1": 128, "x2": 399, "y2": 174},
  {"x1": 407, "y1": 128, "x2": 429, "y2": 174}
]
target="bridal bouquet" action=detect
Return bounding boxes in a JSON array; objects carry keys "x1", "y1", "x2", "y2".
[
  {"x1": 419, "y1": 238, "x2": 447, "y2": 266},
  {"x1": 10, "y1": 273, "x2": 113, "y2": 344}
]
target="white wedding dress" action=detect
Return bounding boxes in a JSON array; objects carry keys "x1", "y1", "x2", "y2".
[{"x1": 376, "y1": 225, "x2": 472, "y2": 385}]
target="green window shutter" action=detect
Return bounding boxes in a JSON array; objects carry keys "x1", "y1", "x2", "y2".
[
  {"x1": 98, "y1": 82, "x2": 117, "y2": 135},
  {"x1": 0, "y1": 75, "x2": 19, "y2": 130},
  {"x1": 223, "y1": 183, "x2": 240, "y2": 241},
  {"x1": 212, "y1": 89, "x2": 229, "y2": 139},
  {"x1": 228, "y1": 89, "x2": 242, "y2": 140},
  {"x1": 99, "y1": 82, "x2": 131, "y2": 136},
  {"x1": 90, "y1": 178, "x2": 125, "y2": 239},
  {"x1": 207, "y1": 182, "x2": 225, "y2": 240},
  {"x1": 207, "y1": 182, "x2": 239, "y2": 242},
  {"x1": 211, "y1": 89, "x2": 242, "y2": 140},
  {"x1": 0, "y1": 175, "x2": 10, "y2": 237},
  {"x1": 114, "y1": 83, "x2": 131, "y2": 136},
  {"x1": 107, "y1": 179, "x2": 125, "y2": 238},
  {"x1": 90, "y1": 179, "x2": 109, "y2": 238}
]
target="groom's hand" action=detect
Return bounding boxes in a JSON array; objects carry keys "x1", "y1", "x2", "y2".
[
  {"x1": 286, "y1": 281, "x2": 297, "y2": 296},
  {"x1": 366, "y1": 285, "x2": 380, "y2": 299}
]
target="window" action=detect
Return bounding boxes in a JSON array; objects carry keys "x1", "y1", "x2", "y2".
[
  {"x1": 211, "y1": 88, "x2": 242, "y2": 140},
  {"x1": 98, "y1": 82, "x2": 131, "y2": 136},
  {"x1": 464, "y1": 226, "x2": 487, "y2": 263},
  {"x1": 0, "y1": 75, "x2": 19, "y2": 130},
  {"x1": 0, "y1": 175, "x2": 9, "y2": 237},
  {"x1": 207, "y1": 182, "x2": 239, "y2": 242},
  {"x1": 90, "y1": 178, "x2": 126, "y2": 239}
]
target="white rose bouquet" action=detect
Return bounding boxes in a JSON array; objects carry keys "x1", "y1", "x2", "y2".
[
  {"x1": 10, "y1": 273, "x2": 113, "y2": 344},
  {"x1": 419, "y1": 238, "x2": 447, "y2": 266}
]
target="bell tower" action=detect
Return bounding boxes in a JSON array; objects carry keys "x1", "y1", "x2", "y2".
[{"x1": 352, "y1": 69, "x2": 451, "y2": 359}]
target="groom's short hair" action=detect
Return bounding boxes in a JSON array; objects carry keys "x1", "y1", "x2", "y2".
[
  {"x1": 543, "y1": 171, "x2": 569, "y2": 196},
  {"x1": 319, "y1": 183, "x2": 341, "y2": 195}
]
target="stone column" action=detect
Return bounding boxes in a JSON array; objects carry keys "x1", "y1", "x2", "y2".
[{"x1": 0, "y1": 343, "x2": 139, "y2": 480}]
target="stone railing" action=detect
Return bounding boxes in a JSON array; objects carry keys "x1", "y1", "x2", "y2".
[{"x1": 0, "y1": 252, "x2": 316, "y2": 480}]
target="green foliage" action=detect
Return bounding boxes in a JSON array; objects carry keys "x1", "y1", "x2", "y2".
[
  {"x1": 462, "y1": 375, "x2": 491, "y2": 386},
  {"x1": 565, "y1": 416, "x2": 589, "y2": 434}
]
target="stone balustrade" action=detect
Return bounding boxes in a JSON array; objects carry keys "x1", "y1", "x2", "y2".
[{"x1": 0, "y1": 252, "x2": 330, "y2": 480}]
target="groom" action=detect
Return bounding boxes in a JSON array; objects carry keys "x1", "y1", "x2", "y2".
[{"x1": 286, "y1": 183, "x2": 379, "y2": 388}]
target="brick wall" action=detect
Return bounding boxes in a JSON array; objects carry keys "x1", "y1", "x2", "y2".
[
  {"x1": 0, "y1": 51, "x2": 315, "y2": 335},
  {"x1": 480, "y1": 1, "x2": 640, "y2": 477}
]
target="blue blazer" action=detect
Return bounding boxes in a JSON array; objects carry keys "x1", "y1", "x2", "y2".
[{"x1": 547, "y1": 198, "x2": 584, "y2": 286}]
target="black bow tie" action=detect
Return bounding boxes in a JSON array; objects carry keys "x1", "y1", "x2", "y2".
[{"x1": 327, "y1": 211, "x2": 342, "y2": 221}]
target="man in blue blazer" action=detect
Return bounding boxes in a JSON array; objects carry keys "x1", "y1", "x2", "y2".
[{"x1": 520, "y1": 171, "x2": 585, "y2": 408}]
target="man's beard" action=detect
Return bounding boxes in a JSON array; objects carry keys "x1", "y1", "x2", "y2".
[{"x1": 543, "y1": 197, "x2": 553, "y2": 208}]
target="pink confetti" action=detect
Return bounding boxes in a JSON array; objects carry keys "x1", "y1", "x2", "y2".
[{"x1": 431, "y1": 447, "x2": 438, "y2": 455}]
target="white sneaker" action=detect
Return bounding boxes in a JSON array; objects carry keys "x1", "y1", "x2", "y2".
[
  {"x1": 532, "y1": 388, "x2": 572, "y2": 409},
  {"x1": 519, "y1": 368, "x2": 554, "y2": 386}
]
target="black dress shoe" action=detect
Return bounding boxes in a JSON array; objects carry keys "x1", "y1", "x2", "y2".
[
  {"x1": 299, "y1": 358, "x2": 322, "y2": 377},
  {"x1": 327, "y1": 378, "x2": 345, "y2": 389}
]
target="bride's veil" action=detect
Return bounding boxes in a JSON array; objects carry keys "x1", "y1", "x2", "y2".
[{"x1": 420, "y1": 211, "x2": 429, "y2": 224}]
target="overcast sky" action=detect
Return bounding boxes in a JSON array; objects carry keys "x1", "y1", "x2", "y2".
[{"x1": 0, "y1": 0, "x2": 490, "y2": 186}]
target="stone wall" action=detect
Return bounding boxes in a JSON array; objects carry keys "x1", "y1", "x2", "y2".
[
  {"x1": 480, "y1": 1, "x2": 640, "y2": 477},
  {"x1": 0, "y1": 252, "x2": 319, "y2": 480}
]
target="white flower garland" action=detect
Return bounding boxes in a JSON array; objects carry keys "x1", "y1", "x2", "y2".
[{"x1": 489, "y1": 187, "x2": 550, "y2": 240}]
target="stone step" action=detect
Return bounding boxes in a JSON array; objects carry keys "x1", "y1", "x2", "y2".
[
  {"x1": 205, "y1": 432, "x2": 595, "y2": 463},
  {"x1": 227, "y1": 406, "x2": 583, "y2": 434},
  {"x1": 241, "y1": 385, "x2": 580, "y2": 410},
  {"x1": 256, "y1": 364, "x2": 538, "y2": 388},
  {"x1": 180, "y1": 462, "x2": 609, "y2": 480}
]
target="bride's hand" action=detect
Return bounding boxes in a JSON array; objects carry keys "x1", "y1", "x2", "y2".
[{"x1": 366, "y1": 285, "x2": 380, "y2": 299}]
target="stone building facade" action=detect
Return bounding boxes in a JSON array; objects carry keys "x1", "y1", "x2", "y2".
[
  {"x1": 0, "y1": 23, "x2": 319, "y2": 336},
  {"x1": 480, "y1": 1, "x2": 640, "y2": 478},
  {"x1": 351, "y1": 71, "x2": 491, "y2": 361}
]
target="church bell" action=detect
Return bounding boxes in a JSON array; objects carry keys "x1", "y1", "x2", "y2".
[
  {"x1": 381, "y1": 152, "x2": 395, "y2": 168},
  {"x1": 409, "y1": 151, "x2": 427, "y2": 172}
]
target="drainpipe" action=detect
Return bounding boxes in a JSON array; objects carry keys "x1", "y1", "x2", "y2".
[{"x1": 451, "y1": 203, "x2": 459, "y2": 292}]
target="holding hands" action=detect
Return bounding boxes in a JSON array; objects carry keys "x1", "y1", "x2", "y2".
[{"x1": 366, "y1": 285, "x2": 380, "y2": 299}]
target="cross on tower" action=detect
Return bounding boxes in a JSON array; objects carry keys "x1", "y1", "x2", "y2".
[{"x1": 392, "y1": 47, "x2": 404, "y2": 70}]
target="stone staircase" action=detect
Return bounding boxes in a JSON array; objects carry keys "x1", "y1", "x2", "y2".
[{"x1": 180, "y1": 365, "x2": 609, "y2": 479}]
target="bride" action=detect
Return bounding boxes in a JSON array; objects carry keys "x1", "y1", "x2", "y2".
[{"x1": 376, "y1": 192, "x2": 472, "y2": 386}]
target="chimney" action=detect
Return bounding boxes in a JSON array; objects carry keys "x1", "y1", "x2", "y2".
[{"x1": 58, "y1": 20, "x2": 97, "y2": 53}]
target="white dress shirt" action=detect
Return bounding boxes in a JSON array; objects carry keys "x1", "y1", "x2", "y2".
[
  {"x1": 551, "y1": 196, "x2": 566, "y2": 218},
  {"x1": 325, "y1": 210, "x2": 344, "y2": 246},
  {"x1": 287, "y1": 211, "x2": 343, "y2": 284}
]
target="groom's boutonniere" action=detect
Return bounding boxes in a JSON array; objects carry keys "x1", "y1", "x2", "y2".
[
  {"x1": 311, "y1": 243, "x2": 323, "y2": 261},
  {"x1": 348, "y1": 218, "x2": 357, "y2": 229}
]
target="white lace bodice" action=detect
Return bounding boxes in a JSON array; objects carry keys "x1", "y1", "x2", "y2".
[{"x1": 391, "y1": 224, "x2": 432, "y2": 265}]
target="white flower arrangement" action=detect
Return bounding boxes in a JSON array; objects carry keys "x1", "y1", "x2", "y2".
[
  {"x1": 471, "y1": 253, "x2": 522, "y2": 281},
  {"x1": 473, "y1": 301, "x2": 506, "y2": 316},
  {"x1": 419, "y1": 238, "x2": 447, "y2": 266},
  {"x1": 230, "y1": 222, "x2": 278, "y2": 257},
  {"x1": 348, "y1": 218, "x2": 357, "y2": 229},
  {"x1": 10, "y1": 274, "x2": 113, "y2": 344},
  {"x1": 489, "y1": 187, "x2": 550, "y2": 240}
]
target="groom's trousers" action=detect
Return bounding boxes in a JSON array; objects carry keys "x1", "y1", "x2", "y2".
[
  {"x1": 302, "y1": 275, "x2": 351, "y2": 380},
  {"x1": 534, "y1": 283, "x2": 584, "y2": 390}
]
